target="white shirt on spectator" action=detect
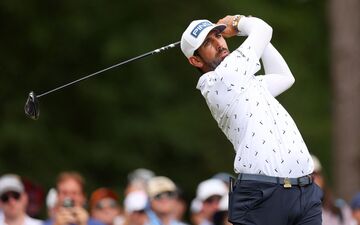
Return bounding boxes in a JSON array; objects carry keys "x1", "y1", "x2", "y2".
[{"x1": 0, "y1": 215, "x2": 42, "y2": 225}]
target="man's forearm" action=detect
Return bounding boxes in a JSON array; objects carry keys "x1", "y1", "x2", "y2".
[{"x1": 237, "y1": 16, "x2": 273, "y2": 58}]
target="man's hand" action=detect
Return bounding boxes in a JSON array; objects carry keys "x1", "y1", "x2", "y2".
[
  {"x1": 53, "y1": 207, "x2": 89, "y2": 225},
  {"x1": 217, "y1": 15, "x2": 240, "y2": 38},
  {"x1": 72, "y1": 206, "x2": 89, "y2": 225},
  {"x1": 54, "y1": 207, "x2": 76, "y2": 225}
]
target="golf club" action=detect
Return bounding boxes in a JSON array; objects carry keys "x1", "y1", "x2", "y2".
[{"x1": 24, "y1": 41, "x2": 180, "y2": 120}]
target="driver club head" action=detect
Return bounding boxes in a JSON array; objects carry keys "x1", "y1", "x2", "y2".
[{"x1": 24, "y1": 91, "x2": 40, "y2": 120}]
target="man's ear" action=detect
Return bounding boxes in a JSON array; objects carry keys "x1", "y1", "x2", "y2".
[{"x1": 188, "y1": 56, "x2": 204, "y2": 69}]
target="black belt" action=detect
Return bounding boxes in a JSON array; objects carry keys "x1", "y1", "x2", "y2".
[{"x1": 238, "y1": 173, "x2": 313, "y2": 188}]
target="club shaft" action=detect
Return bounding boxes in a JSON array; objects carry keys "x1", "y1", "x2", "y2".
[{"x1": 37, "y1": 41, "x2": 180, "y2": 98}]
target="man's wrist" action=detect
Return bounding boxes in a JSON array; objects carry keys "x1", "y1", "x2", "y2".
[{"x1": 232, "y1": 15, "x2": 242, "y2": 33}]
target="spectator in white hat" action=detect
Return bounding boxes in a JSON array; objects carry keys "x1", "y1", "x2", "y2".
[
  {"x1": 146, "y1": 176, "x2": 187, "y2": 225},
  {"x1": 123, "y1": 191, "x2": 149, "y2": 225},
  {"x1": 0, "y1": 174, "x2": 42, "y2": 225},
  {"x1": 213, "y1": 195, "x2": 231, "y2": 225},
  {"x1": 194, "y1": 179, "x2": 227, "y2": 225}
]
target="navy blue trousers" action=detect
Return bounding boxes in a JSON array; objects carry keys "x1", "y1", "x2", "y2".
[{"x1": 228, "y1": 179, "x2": 323, "y2": 225}]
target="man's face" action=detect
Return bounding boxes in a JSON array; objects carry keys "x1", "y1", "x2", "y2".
[
  {"x1": 190, "y1": 30, "x2": 229, "y2": 73},
  {"x1": 91, "y1": 198, "x2": 120, "y2": 225},
  {"x1": 201, "y1": 195, "x2": 222, "y2": 219},
  {"x1": 57, "y1": 178, "x2": 85, "y2": 208},
  {"x1": 150, "y1": 191, "x2": 177, "y2": 215},
  {"x1": 0, "y1": 191, "x2": 27, "y2": 219}
]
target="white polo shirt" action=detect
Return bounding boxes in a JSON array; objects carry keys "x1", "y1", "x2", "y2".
[{"x1": 196, "y1": 17, "x2": 313, "y2": 178}]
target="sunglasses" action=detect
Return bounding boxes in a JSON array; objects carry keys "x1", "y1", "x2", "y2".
[
  {"x1": 204, "y1": 195, "x2": 221, "y2": 204},
  {"x1": 0, "y1": 191, "x2": 21, "y2": 203},
  {"x1": 95, "y1": 199, "x2": 118, "y2": 210},
  {"x1": 153, "y1": 191, "x2": 177, "y2": 201},
  {"x1": 132, "y1": 209, "x2": 146, "y2": 214}
]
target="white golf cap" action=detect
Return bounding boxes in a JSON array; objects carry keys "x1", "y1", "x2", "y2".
[
  {"x1": 0, "y1": 174, "x2": 24, "y2": 196},
  {"x1": 181, "y1": 20, "x2": 226, "y2": 58},
  {"x1": 124, "y1": 191, "x2": 148, "y2": 213},
  {"x1": 196, "y1": 178, "x2": 227, "y2": 201}
]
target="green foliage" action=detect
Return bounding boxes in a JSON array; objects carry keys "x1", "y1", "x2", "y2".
[{"x1": 0, "y1": 0, "x2": 329, "y2": 211}]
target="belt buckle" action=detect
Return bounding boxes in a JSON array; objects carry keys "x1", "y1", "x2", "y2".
[{"x1": 283, "y1": 177, "x2": 292, "y2": 188}]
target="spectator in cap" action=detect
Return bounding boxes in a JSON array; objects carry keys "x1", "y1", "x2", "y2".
[
  {"x1": 90, "y1": 188, "x2": 124, "y2": 225},
  {"x1": 194, "y1": 179, "x2": 227, "y2": 225},
  {"x1": 351, "y1": 193, "x2": 360, "y2": 225},
  {"x1": 146, "y1": 176, "x2": 187, "y2": 225},
  {"x1": 190, "y1": 199, "x2": 203, "y2": 225},
  {"x1": 0, "y1": 174, "x2": 42, "y2": 225},
  {"x1": 123, "y1": 191, "x2": 149, "y2": 225},
  {"x1": 213, "y1": 195, "x2": 231, "y2": 225},
  {"x1": 43, "y1": 171, "x2": 104, "y2": 225},
  {"x1": 125, "y1": 169, "x2": 155, "y2": 195},
  {"x1": 311, "y1": 155, "x2": 355, "y2": 225}
]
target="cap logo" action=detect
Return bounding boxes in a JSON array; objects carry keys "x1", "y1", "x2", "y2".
[{"x1": 191, "y1": 21, "x2": 212, "y2": 38}]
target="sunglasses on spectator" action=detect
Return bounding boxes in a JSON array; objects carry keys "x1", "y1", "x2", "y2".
[
  {"x1": 132, "y1": 209, "x2": 146, "y2": 214},
  {"x1": 95, "y1": 199, "x2": 118, "y2": 210},
  {"x1": 153, "y1": 191, "x2": 177, "y2": 200},
  {"x1": 0, "y1": 191, "x2": 21, "y2": 203},
  {"x1": 204, "y1": 195, "x2": 222, "y2": 204}
]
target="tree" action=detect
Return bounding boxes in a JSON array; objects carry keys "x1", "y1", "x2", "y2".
[{"x1": 329, "y1": 0, "x2": 360, "y2": 201}]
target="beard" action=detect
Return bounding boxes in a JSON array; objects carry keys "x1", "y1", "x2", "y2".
[{"x1": 202, "y1": 47, "x2": 229, "y2": 71}]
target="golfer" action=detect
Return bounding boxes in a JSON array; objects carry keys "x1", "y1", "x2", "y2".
[{"x1": 180, "y1": 15, "x2": 322, "y2": 225}]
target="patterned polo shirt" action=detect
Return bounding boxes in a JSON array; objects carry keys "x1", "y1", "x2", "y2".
[{"x1": 196, "y1": 34, "x2": 313, "y2": 178}]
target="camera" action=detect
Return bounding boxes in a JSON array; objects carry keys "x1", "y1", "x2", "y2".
[{"x1": 63, "y1": 198, "x2": 74, "y2": 208}]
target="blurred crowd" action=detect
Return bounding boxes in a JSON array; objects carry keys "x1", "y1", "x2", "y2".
[{"x1": 0, "y1": 155, "x2": 359, "y2": 225}]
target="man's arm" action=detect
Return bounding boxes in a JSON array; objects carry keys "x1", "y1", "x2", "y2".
[{"x1": 261, "y1": 43, "x2": 295, "y2": 97}]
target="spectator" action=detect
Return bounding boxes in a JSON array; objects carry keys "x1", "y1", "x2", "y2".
[
  {"x1": 125, "y1": 169, "x2": 155, "y2": 195},
  {"x1": 123, "y1": 191, "x2": 149, "y2": 225},
  {"x1": 350, "y1": 193, "x2": 360, "y2": 225},
  {"x1": 44, "y1": 171, "x2": 104, "y2": 225},
  {"x1": 0, "y1": 174, "x2": 42, "y2": 225},
  {"x1": 194, "y1": 179, "x2": 227, "y2": 225},
  {"x1": 213, "y1": 195, "x2": 231, "y2": 225},
  {"x1": 146, "y1": 176, "x2": 187, "y2": 225},
  {"x1": 89, "y1": 188, "x2": 124, "y2": 225},
  {"x1": 312, "y1": 155, "x2": 355, "y2": 225},
  {"x1": 190, "y1": 199, "x2": 202, "y2": 225}
]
